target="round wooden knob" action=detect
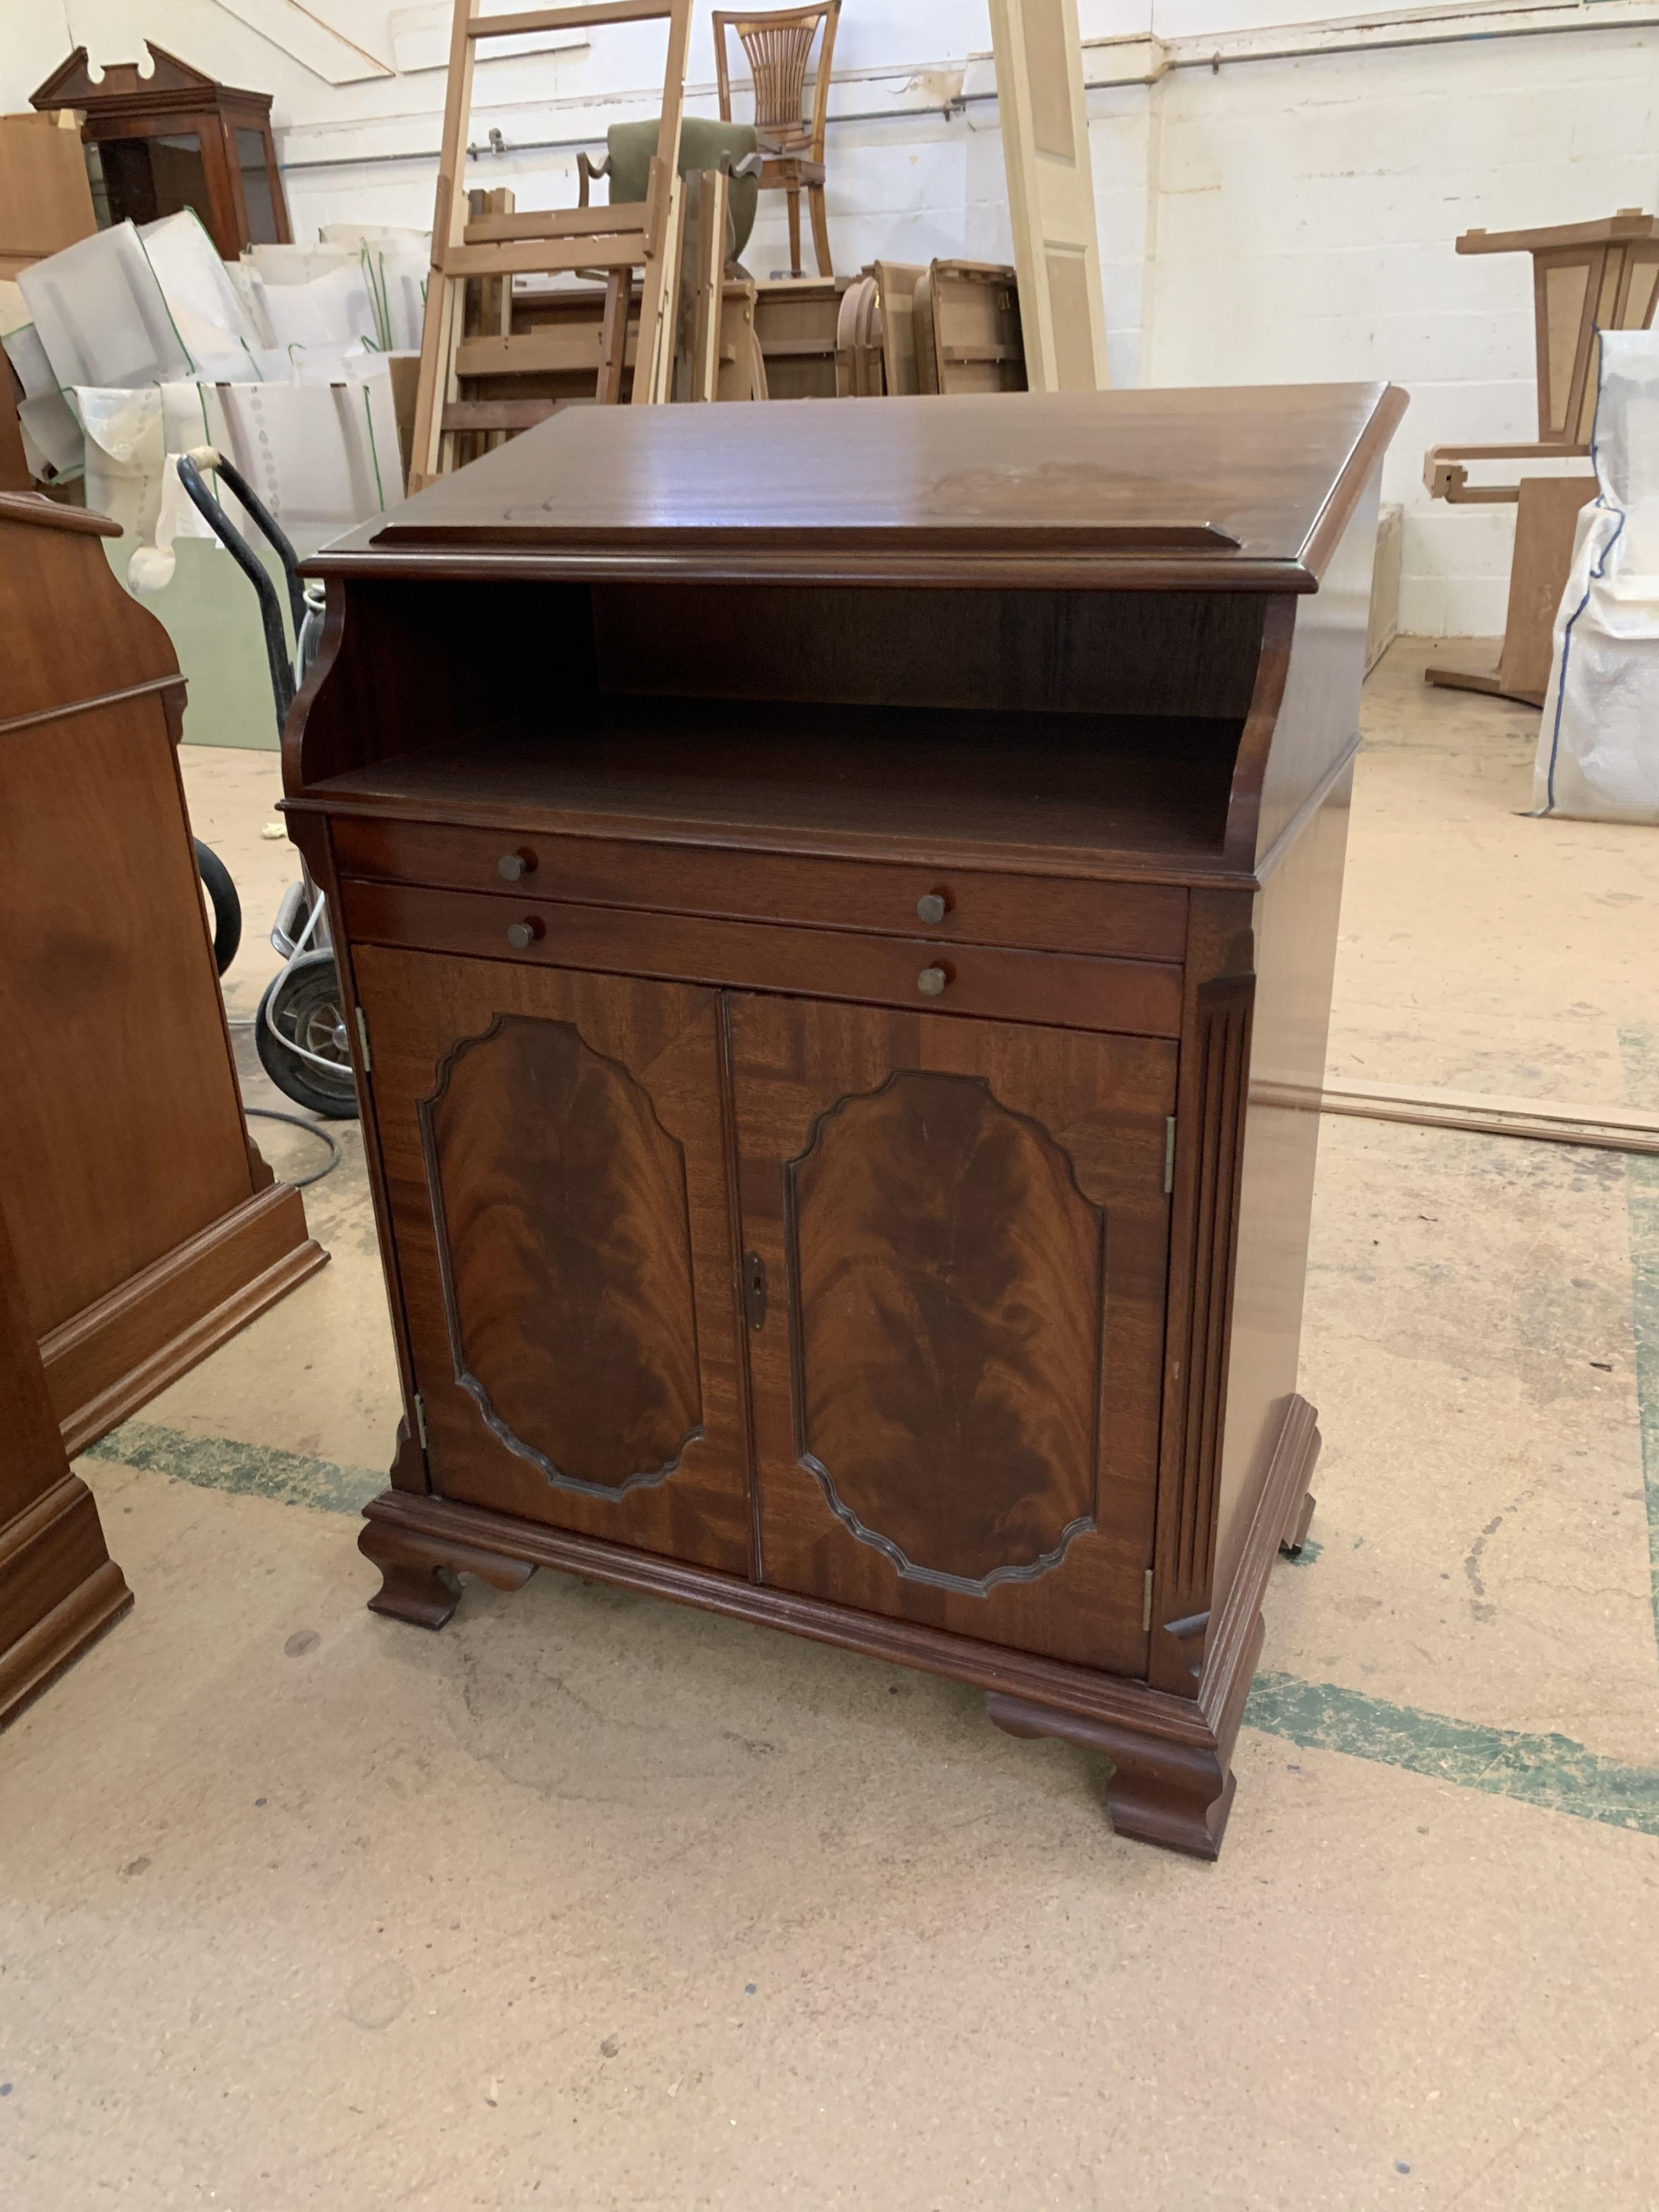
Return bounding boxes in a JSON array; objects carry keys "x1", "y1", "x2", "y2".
[
  {"x1": 915, "y1": 891, "x2": 947, "y2": 926},
  {"x1": 917, "y1": 966, "x2": 949, "y2": 998},
  {"x1": 505, "y1": 917, "x2": 544, "y2": 951},
  {"x1": 498, "y1": 850, "x2": 534, "y2": 882}
]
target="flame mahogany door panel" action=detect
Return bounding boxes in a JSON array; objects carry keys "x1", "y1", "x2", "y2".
[
  {"x1": 356, "y1": 946, "x2": 752, "y2": 1576},
  {"x1": 727, "y1": 993, "x2": 1175, "y2": 1672}
]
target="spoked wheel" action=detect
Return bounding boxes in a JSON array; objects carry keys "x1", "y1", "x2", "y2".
[
  {"x1": 255, "y1": 951, "x2": 359, "y2": 1119},
  {"x1": 195, "y1": 839, "x2": 242, "y2": 976}
]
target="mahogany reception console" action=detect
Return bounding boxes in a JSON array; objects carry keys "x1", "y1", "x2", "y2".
[{"x1": 284, "y1": 385, "x2": 1405, "y2": 1858}]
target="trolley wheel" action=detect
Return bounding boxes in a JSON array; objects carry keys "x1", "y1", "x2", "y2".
[
  {"x1": 195, "y1": 839, "x2": 242, "y2": 977},
  {"x1": 255, "y1": 951, "x2": 359, "y2": 1120}
]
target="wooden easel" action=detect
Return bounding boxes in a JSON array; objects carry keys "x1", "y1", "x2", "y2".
[
  {"x1": 1424, "y1": 208, "x2": 1659, "y2": 705},
  {"x1": 409, "y1": 0, "x2": 692, "y2": 490}
]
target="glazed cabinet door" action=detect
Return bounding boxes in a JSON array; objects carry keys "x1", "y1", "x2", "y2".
[
  {"x1": 355, "y1": 946, "x2": 752, "y2": 1576},
  {"x1": 728, "y1": 995, "x2": 1176, "y2": 1672}
]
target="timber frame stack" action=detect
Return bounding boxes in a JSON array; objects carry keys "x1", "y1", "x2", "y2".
[{"x1": 409, "y1": 0, "x2": 693, "y2": 490}]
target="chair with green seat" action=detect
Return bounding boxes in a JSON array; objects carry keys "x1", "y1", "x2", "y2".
[{"x1": 579, "y1": 118, "x2": 761, "y2": 268}]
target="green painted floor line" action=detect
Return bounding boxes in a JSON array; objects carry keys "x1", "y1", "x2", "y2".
[
  {"x1": 82, "y1": 1420, "x2": 384, "y2": 1518},
  {"x1": 82, "y1": 1418, "x2": 1659, "y2": 1839},
  {"x1": 1243, "y1": 1672, "x2": 1659, "y2": 1837}
]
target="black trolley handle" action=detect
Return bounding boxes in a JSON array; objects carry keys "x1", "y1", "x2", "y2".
[{"x1": 174, "y1": 448, "x2": 305, "y2": 732}]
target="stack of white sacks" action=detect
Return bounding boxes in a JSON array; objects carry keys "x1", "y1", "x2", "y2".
[{"x1": 1, "y1": 208, "x2": 427, "y2": 584}]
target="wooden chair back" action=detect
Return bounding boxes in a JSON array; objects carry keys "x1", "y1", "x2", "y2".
[{"x1": 714, "y1": 3, "x2": 839, "y2": 160}]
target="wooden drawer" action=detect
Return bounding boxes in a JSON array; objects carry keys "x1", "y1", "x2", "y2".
[
  {"x1": 329, "y1": 816, "x2": 1188, "y2": 963},
  {"x1": 339, "y1": 880, "x2": 1184, "y2": 1039}
]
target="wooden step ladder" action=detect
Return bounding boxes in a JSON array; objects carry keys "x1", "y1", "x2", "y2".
[{"x1": 409, "y1": 0, "x2": 693, "y2": 490}]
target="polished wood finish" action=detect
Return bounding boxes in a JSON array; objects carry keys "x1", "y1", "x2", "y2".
[
  {"x1": 289, "y1": 385, "x2": 1404, "y2": 1857},
  {"x1": 353, "y1": 382, "x2": 1408, "y2": 589},
  {"x1": 0, "y1": 1196, "x2": 131, "y2": 1731},
  {"x1": 30, "y1": 44, "x2": 289, "y2": 259},
  {"x1": 731, "y1": 999, "x2": 1172, "y2": 1671},
  {"x1": 356, "y1": 949, "x2": 752, "y2": 1573},
  {"x1": 0, "y1": 489, "x2": 326, "y2": 1458}
]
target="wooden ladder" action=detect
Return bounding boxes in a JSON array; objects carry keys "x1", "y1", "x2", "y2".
[{"x1": 409, "y1": 0, "x2": 693, "y2": 490}]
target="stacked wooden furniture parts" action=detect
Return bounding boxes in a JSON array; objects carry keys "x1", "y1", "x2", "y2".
[
  {"x1": 836, "y1": 261, "x2": 1028, "y2": 399},
  {"x1": 913, "y1": 262, "x2": 1027, "y2": 394},
  {"x1": 1, "y1": 488, "x2": 328, "y2": 1720},
  {"x1": 753, "y1": 273, "x2": 847, "y2": 396},
  {"x1": 714, "y1": 3, "x2": 839, "y2": 280},
  {"x1": 409, "y1": 0, "x2": 693, "y2": 490},
  {"x1": 284, "y1": 381, "x2": 1406, "y2": 1859},
  {"x1": 1424, "y1": 208, "x2": 1659, "y2": 706}
]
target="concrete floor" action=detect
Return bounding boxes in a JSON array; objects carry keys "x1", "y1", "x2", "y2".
[{"x1": 3, "y1": 640, "x2": 1657, "y2": 2209}]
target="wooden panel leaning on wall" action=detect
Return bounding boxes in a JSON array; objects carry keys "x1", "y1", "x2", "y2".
[{"x1": 0, "y1": 492, "x2": 326, "y2": 1462}]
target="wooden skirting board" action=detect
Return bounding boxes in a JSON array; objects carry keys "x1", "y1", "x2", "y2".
[{"x1": 1260, "y1": 1077, "x2": 1659, "y2": 1157}]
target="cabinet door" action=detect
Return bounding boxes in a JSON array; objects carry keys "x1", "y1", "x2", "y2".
[
  {"x1": 357, "y1": 947, "x2": 752, "y2": 1576},
  {"x1": 729, "y1": 996, "x2": 1175, "y2": 1673}
]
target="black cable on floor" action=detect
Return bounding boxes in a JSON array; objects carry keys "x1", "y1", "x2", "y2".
[{"x1": 244, "y1": 1107, "x2": 341, "y2": 1189}]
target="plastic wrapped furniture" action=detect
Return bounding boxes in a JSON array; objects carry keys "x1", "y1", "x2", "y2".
[
  {"x1": 18, "y1": 219, "x2": 192, "y2": 387},
  {"x1": 1533, "y1": 329, "x2": 1659, "y2": 823}
]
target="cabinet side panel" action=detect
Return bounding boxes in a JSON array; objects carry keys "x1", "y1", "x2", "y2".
[
  {"x1": 0, "y1": 696, "x2": 256, "y2": 1334},
  {"x1": 1240, "y1": 473, "x2": 1379, "y2": 870},
  {"x1": 1211, "y1": 771, "x2": 1351, "y2": 1606}
]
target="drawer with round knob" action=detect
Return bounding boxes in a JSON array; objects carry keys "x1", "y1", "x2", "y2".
[
  {"x1": 336, "y1": 879, "x2": 1184, "y2": 1039},
  {"x1": 325, "y1": 817, "x2": 1188, "y2": 964}
]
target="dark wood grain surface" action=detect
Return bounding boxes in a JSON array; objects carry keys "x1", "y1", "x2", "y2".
[
  {"x1": 356, "y1": 947, "x2": 753, "y2": 1574},
  {"x1": 330, "y1": 816, "x2": 1192, "y2": 962},
  {"x1": 1, "y1": 696, "x2": 261, "y2": 1334},
  {"x1": 420, "y1": 1014, "x2": 704, "y2": 1495},
  {"x1": 286, "y1": 376, "x2": 1406, "y2": 1857},
  {"x1": 0, "y1": 493, "x2": 323, "y2": 1456},
  {"x1": 338, "y1": 880, "x2": 1185, "y2": 1039},
  {"x1": 729, "y1": 994, "x2": 1175, "y2": 1671},
  {"x1": 590, "y1": 583, "x2": 1266, "y2": 722},
  {"x1": 321, "y1": 384, "x2": 1407, "y2": 592},
  {"x1": 787, "y1": 1068, "x2": 1104, "y2": 1593},
  {"x1": 301, "y1": 703, "x2": 1242, "y2": 883}
]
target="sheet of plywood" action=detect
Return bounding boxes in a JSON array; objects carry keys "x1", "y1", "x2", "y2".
[
  {"x1": 0, "y1": 111, "x2": 95, "y2": 278},
  {"x1": 986, "y1": 0, "x2": 1108, "y2": 392}
]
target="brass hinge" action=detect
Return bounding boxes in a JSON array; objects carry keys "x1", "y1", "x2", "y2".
[
  {"x1": 1143, "y1": 1569, "x2": 1154, "y2": 1631},
  {"x1": 1164, "y1": 1116, "x2": 1176, "y2": 1194},
  {"x1": 413, "y1": 1392, "x2": 428, "y2": 1449},
  {"x1": 743, "y1": 1251, "x2": 768, "y2": 1331},
  {"x1": 355, "y1": 1005, "x2": 373, "y2": 1073}
]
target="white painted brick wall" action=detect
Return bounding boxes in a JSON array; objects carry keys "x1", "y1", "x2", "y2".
[{"x1": 6, "y1": 0, "x2": 1658, "y2": 634}]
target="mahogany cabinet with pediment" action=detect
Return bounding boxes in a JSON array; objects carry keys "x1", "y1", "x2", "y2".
[{"x1": 284, "y1": 385, "x2": 1406, "y2": 1858}]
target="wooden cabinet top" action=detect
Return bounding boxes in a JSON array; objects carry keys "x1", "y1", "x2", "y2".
[{"x1": 312, "y1": 382, "x2": 1407, "y2": 592}]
